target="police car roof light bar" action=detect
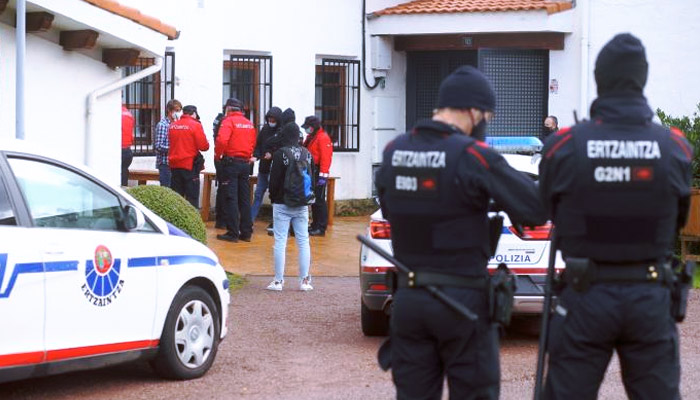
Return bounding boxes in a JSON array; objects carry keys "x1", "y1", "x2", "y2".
[{"x1": 486, "y1": 136, "x2": 543, "y2": 154}]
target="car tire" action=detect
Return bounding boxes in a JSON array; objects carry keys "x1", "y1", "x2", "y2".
[
  {"x1": 151, "y1": 285, "x2": 220, "y2": 380},
  {"x1": 361, "y1": 301, "x2": 389, "y2": 336}
]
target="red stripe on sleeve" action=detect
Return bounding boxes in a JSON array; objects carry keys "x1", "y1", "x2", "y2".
[
  {"x1": 467, "y1": 147, "x2": 490, "y2": 169},
  {"x1": 545, "y1": 134, "x2": 573, "y2": 159},
  {"x1": 671, "y1": 135, "x2": 692, "y2": 160}
]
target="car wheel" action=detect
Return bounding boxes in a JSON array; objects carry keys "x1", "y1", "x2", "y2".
[
  {"x1": 361, "y1": 301, "x2": 389, "y2": 336},
  {"x1": 151, "y1": 285, "x2": 220, "y2": 380}
]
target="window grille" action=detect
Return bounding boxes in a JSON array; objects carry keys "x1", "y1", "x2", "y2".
[
  {"x1": 222, "y1": 55, "x2": 272, "y2": 130},
  {"x1": 122, "y1": 51, "x2": 175, "y2": 156},
  {"x1": 479, "y1": 49, "x2": 549, "y2": 137},
  {"x1": 315, "y1": 59, "x2": 360, "y2": 152}
]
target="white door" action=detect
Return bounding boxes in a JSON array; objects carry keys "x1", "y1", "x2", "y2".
[
  {"x1": 0, "y1": 169, "x2": 45, "y2": 368},
  {"x1": 6, "y1": 156, "x2": 159, "y2": 360}
]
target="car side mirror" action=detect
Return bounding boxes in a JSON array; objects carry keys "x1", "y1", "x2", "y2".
[{"x1": 122, "y1": 204, "x2": 145, "y2": 231}]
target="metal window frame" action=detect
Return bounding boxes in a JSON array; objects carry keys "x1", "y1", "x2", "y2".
[
  {"x1": 122, "y1": 51, "x2": 176, "y2": 157},
  {"x1": 316, "y1": 58, "x2": 361, "y2": 152},
  {"x1": 223, "y1": 55, "x2": 273, "y2": 131}
]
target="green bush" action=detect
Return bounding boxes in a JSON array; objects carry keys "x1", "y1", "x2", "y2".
[
  {"x1": 126, "y1": 185, "x2": 207, "y2": 245},
  {"x1": 657, "y1": 104, "x2": 700, "y2": 186}
]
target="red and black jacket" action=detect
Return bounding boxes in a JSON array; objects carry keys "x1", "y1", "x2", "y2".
[
  {"x1": 303, "y1": 128, "x2": 333, "y2": 177},
  {"x1": 168, "y1": 115, "x2": 210, "y2": 170},
  {"x1": 215, "y1": 111, "x2": 257, "y2": 160}
]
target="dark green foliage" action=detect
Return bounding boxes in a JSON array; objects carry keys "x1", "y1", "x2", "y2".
[
  {"x1": 127, "y1": 185, "x2": 207, "y2": 245},
  {"x1": 657, "y1": 104, "x2": 700, "y2": 186}
]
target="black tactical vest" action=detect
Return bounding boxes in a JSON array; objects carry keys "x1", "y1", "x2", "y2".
[
  {"x1": 382, "y1": 130, "x2": 490, "y2": 274},
  {"x1": 555, "y1": 121, "x2": 678, "y2": 262}
]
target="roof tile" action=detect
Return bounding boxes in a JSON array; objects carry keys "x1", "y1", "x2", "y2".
[
  {"x1": 375, "y1": 0, "x2": 573, "y2": 16},
  {"x1": 82, "y1": 0, "x2": 178, "y2": 40}
]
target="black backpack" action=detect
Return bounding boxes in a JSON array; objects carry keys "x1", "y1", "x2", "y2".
[{"x1": 281, "y1": 146, "x2": 316, "y2": 207}]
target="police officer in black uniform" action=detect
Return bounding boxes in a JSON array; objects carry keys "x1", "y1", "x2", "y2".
[
  {"x1": 376, "y1": 66, "x2": 546, "y2": 400},
  {"x1": 539, "y1": 33, "x2": 692, "y2": 399}
]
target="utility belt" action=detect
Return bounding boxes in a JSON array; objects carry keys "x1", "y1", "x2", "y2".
[
  {"x1": 221, "y1": 156, "x2": 249, "y2": 165},
  {"x1": 389, "y1": 262, "x2": 516, "y2": 326},
  {"x1": 562, "y1": 257, "x2": 696, "y2": 322}
]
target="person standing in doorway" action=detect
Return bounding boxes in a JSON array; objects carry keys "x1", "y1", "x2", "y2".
[
  {"x1": 543, "y1": 115, "x2": 559, "y2": 139},
  {"x1": 168, "y1": 105, "x2": 209, "y2": 208},
  {"x1": 302, "y1": 116, "x2": 333, "y2": 236},
  {"x1": 251, "y1": 106, "x2": 283, "y2": 222},
  {"x1": 121, "y1": 105, "x2": 135, "y2": 186},
  {"x1": 154, "y1": 99, "x2": 183, "y2": 187},
  {"x1": 215, "y1": 98, "x2": 257, "y2": 243}
]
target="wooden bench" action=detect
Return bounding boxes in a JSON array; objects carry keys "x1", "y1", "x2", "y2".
[
  {"x1": 200, "y1": 174, "x2": 339, "y2": 225},
  {"x1": 680, "y1": 235, "x2": 700, "y2": 263},
  {"x1": 129, "y1": 170, "x2": 339, "y2": 226},
  {"x1": 128, "y1": 169, "x2": 160, "y2": 186}
]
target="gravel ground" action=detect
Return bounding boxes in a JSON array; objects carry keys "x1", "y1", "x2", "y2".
[{"x1": 1, "y1": 278, "x2": 699, "y2": 399}]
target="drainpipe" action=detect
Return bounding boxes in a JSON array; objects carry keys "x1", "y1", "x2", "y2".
[
  {"x1": 579, "y1": 0, "x2": 591, "y2": 119},
  {"x1": 16, "y1": 0, "x2": 26, "y2": 140},
  {"x1": 85, "y1": 56, "x2": 163, "y2": 167}
]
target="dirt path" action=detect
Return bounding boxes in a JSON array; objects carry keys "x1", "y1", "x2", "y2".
[{"x1": 2, "y1": 278, "x2": 699, "y2": 399}]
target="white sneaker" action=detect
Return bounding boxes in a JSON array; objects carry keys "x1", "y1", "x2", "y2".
[
  {"x1": 266, "y1": 280, "x2": 283, "y2": 291},
  {"x1": 300, "y1": 277, "x2": 313, "y2": 291}
]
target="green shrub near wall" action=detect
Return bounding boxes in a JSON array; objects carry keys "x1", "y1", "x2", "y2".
[
  {"x1": 657, "y1": 104, "x2": 700, "y2": 186},
  {"x1": 127, "y1": 185, "x2": 207, "y2": 245}
]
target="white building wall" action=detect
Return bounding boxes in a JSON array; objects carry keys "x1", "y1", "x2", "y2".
[
  {"x1": 0, "y1": 23, "x2": 123, "y2": 184},
  {"x1": 588, "y1": 0, "x2": 700, "y2": 120},
  {"x1": 128, "y1": 0, "x2": 395, "y2": 200}
]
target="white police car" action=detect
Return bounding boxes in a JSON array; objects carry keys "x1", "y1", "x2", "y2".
[
  {"x1": 359, "y1": 137, "x2": 564, "y2": 336},
  {"x1": 0, "y1": 140, "x2": 229, "y2": 382}
]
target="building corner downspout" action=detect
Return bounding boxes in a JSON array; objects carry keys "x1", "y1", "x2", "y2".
[
  {"x1": 16, "y1": 0, "x2": 26, "y2": 140},
  {"x1": 579, "y1": 0, "x2": 591, "y2": 119},
  {"x1": 85, "y1": 56, "x2": 163, "y2": 167}
]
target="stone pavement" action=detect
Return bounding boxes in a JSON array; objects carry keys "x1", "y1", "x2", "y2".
[{"x1": 206, "y1": 216, "x2": 369, "y2": 277}]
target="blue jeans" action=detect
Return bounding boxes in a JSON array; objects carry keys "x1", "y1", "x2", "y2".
[
  {"x1": 272, "y1": 203, "x2": 311, "y2": 283},
  {"x1": 250, "y1": 172, "x2": 270, "y2": 221},
  {"x1": 158, "y1": 163, "x2": 171, "y2": 187}
]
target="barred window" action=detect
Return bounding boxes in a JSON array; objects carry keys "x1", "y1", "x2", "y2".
[
  {"x1": 315, "y1": 59, "x2": 360, "y2": 152},
  {"x1": 222, "y1": 55, "x2": 272, "y2": 130},
  {"x1": 122, "y1": 51, "x2": 175, "y2": 156}
]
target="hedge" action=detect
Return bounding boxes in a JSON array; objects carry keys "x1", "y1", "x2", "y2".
[{"x1": 126, "y1": 185, "x2": 207, "y2": 245}]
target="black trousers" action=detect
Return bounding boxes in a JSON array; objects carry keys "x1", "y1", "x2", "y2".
[
  {"x1": 310, "y1": 167, "x2": 328, "y2": 231},
  {"x1": 219, "y1": 160, "x2": 252, "y2": 238},
  {"x1": 171, "y1": 168, "x2": 200, "y2": 208},
  {"x1": 214, "y1": 161, "x2": 227, "y2": 226},
  {"x1": 544, "y1": 283, "x2": 679, "y2": 400},
  {"x1": 391, "y1": 287, "x2": 499, "y2": 400},
  {"x1": 121, "y1": 148, "x2": 133, "y2": 186}
]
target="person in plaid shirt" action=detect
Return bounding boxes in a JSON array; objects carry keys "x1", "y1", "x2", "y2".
[{"x1": 154, "y1": 99, "x2": 183, "y2": 187}]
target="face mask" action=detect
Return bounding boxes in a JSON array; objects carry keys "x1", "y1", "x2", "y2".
[
  {"x1": 173, "y1": 111, "x2": 183, "y2": 120},
  {"x1": 471, "y1": 118, "x2": 488, "y2": 141},
  {"x1": 305, "y1": 127, "x2": 314, "y2": 134},
  {"x1": 269, "y1": 122, "x2": 277, "y2": 128}
]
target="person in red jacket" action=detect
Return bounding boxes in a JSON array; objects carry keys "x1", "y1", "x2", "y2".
[
  {"x1": 215, "y1": 98, "x2": 258, "y2": 242},
  {"x1": 301, "y1": 116, "x2": 333, "y2": 236},
  {"x1": 168, "y1": 105, "x2": 210, "y2": 207},
  {"x1": 121, "y1": 105, "x2": 135, "y2": 186}
]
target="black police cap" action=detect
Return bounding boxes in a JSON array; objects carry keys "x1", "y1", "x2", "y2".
[{"x1": 437, "y1": 65, "x2": 496, "y2": 112}]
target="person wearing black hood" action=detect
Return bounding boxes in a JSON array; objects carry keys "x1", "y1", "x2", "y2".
[
  {"x1": 264, "y1": 107, "x2": 300, "y2": 235},
  {"x1": 539, "y1": 33, "x2": 692, "y2": 399},
  {"x1": 375, "y1": 65, "x2": 545, "y2": 399},
  {"x1": 251, "y1": 106, "x2": 283, "y2": 221},
  {"x1": 267, "y1": 121, "x2": 314, "y2": 291}
]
